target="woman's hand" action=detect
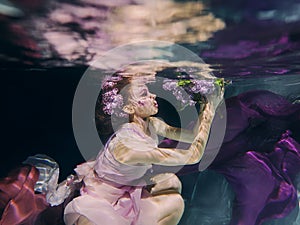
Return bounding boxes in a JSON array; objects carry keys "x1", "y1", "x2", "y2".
[{"x1": 208, "y1": 78, "x2": 225, "y2": 110}]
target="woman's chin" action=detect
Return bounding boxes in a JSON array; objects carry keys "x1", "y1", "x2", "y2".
[{"x1": 152, "y1": 108, "x2": 158, "y2": 115}]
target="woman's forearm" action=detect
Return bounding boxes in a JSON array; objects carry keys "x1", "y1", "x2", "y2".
[
  {"x1": 115, "y1": 103, "x2": 216, "y2": 166},
  {"x1": 186, "y1": 103, "x2": 215, "y2": 164},
  {"x1": 153, "y1": 103, "x2": 215, "y2": 166},
  {"x1": 149, "y1": 117, "x2": 195, "y2": 143}
]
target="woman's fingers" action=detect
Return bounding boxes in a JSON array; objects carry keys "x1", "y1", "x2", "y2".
[{"x1": 207, "y1": 81, "x2": 225, "y2": 110}]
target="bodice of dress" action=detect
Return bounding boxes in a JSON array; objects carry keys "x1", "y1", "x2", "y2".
[{"x1": 94, "y1": 123, "x2": 158, "y2": 186}]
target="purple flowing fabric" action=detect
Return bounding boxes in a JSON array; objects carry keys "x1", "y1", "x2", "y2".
[
  {"x1": 177, "y1": 90, "x2": 300, "y2": 225},
  {"x1": 213, "y1": 132, "x2": 300, "y2": 225},
  {"x1": 212, "y1": 90, "x2": 300, "y2": 165}
]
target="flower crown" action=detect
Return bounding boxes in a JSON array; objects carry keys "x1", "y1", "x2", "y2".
[{"x1": 101, "y1": 76, "x2": 127, "y2": 117}]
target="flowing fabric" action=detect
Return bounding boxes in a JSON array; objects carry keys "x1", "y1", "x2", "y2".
[
  {"x1": 0, "y1": 165, "x2": 48, "y2": 225},
  {"x1": 176, "y1": 90, "x2": 300, "y2": 225},
  {"x1": 212, "y1": 133, "x2": 300, "y2": 225},
  {"x1": 64, "y1": 123, "x2": 158, "y2": 225}
]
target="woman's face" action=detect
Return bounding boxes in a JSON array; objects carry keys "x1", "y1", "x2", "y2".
[{"x1": 128, "y1": 83, "x2": 158, "y2": 118}]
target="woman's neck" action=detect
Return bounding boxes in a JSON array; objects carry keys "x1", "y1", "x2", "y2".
[{"x1": 131, "y1": 115, "x2": 150, "y2": 134}]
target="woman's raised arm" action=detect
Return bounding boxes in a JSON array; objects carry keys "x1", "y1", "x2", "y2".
[
  {"x1": 114, "y1": 101, "x2": 218, "y2": 166},
  {"x1": 149, "y1": 117, "x2": 196, "y2": 143}
]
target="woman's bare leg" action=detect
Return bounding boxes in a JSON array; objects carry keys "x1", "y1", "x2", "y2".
[
  {"x1": 156, "y1": 194, "x2": 185, "y2": 225},
  {"x1": 144, "y1": 173, "x2": 185, "y2": 225},
  {"x1": 76, "y1": 216, "x2": 94, "y2": 225},
  {"x1": 140, "y1": 193, "x2": 185, "y2": 225}
]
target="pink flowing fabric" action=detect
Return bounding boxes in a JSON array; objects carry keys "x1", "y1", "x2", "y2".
[
  {"x1": 64, "y1": 123, "x2": 157, "y2": 225},
  {"x1": 64, "y1": 160, "x2": 143, "y2": 225}
]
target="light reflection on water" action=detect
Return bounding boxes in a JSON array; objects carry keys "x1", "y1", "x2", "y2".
[
  {"x1": 105, "y1": 1, "x2": 225, "y2": 44},
  {"x1": 1, "y1": 0, "x2": 299, "y2": 77},
  {"x1": 41, "y1": 0, "x2": 225, "y2": 65}
]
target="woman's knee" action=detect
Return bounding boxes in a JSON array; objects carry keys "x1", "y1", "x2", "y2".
[
  {"x1": 158, "y1": 194, "x2": 185, "y2": 225},
  {"x1": 172, "y1": 194, "x2": 185, "y2": 215},
  {"x1": 162, "y1": 193, "x2": 184, "y2": 217}
]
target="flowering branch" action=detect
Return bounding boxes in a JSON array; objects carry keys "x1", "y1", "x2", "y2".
[{"x1": 162, "y1": 78, "x2": 229, "y2": 110}]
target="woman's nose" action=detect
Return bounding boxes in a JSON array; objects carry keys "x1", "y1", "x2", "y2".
[{"x1": 150, "y1": 93, "x2": 156, "y2": 99}]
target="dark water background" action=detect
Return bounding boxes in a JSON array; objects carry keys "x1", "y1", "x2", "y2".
[{"x1": 1, "y1": 0, "x2": 300, "y2": 224}]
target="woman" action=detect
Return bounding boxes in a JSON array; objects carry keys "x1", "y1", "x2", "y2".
[{"x1": 63, "y1": 75, "x2": 224, "y2": 225}]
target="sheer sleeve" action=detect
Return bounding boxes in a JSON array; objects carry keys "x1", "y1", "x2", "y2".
[
  {"x1": 112, "y1": 124, "x2": 193, "y2": 166},
  {"x1": 113, "y1": 101, "x2": 215, "y2": 167},
  {"x1": 149, "y1": 117, "x2": 195, "y2": 143},
  {"x1": 113, "y1": 140, "x2": 195, "y2": 166}
]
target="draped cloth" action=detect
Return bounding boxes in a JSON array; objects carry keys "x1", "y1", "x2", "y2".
[
  {"x1": 64, "y1": 123, "x2": 158, "y2": 225},
  {"x1": 213, "y1": 132, "x2": 300, "y2": 225},
  {"x1": 64, "y1": 161, "x2": 144, "y2": 225},
  {"x1": 211, "y1": 90, "x2": 300, "y2": 225},
  {"x1": 176, "y1": 90, "x2": 300, "y2": 225},
  {"x1": 0, "y1": 165, "x2": 48, "y2": 225}
]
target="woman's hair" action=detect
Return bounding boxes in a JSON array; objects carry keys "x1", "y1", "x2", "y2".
[{"x1": 95, "y1": 73, "x2": 132, "y2": 143}]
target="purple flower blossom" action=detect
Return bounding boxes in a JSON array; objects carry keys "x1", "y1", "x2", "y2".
[
  {"x1": 102, "y1": 81, "x2": 115, "y2": 89},
  {"x1": 101, "y1": 77, "x2": 126, "y2": 117},
  {"x1": 102, "y1": 91, "x2": 124, "y2": 117},
  {"x1": 162, "y1": 78, "x2": 216, "y2": 110},
  {"x1": 191, "y1": 80, "x2": 215, "y2": 95},
  {"x1": 162, "y1": 79, "x2": 178, "y2": 91}
]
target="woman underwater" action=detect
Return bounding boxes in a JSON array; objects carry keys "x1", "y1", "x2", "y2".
[
  {"x1": 0, "y1": 72, "x2": 300, "y2": 225},
  {"x1": 64, "y1": 74, "x2": 225, "y2": 225}
]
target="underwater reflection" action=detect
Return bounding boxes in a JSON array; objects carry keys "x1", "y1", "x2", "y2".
[
  {"x1": 1, "y1": 0, "x2": 300, "y2": 77},
  {"x1": 44, "y1": 0, "x2": 225, "y2": 65},
  {"x1": 0, "y1": 0, "x2": 225, "y2": 67},
  {"x1": 104, "y1": 1, "x2": 225, "y2": 45}
]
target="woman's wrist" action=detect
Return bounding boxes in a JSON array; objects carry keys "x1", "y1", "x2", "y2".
[{"x1": 204, "y1": 102, "x2": 216, "y2": 117}]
